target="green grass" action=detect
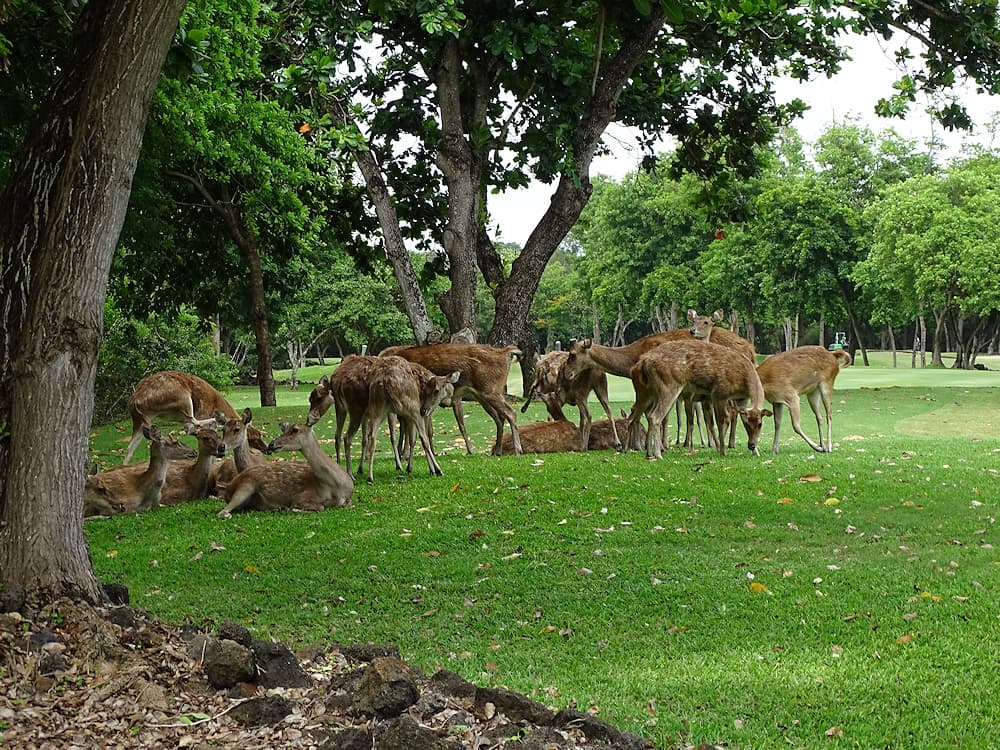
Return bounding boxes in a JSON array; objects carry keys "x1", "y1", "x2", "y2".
[{"x1": 84, "y1": 355, "x2": 1000, "y2": 749}]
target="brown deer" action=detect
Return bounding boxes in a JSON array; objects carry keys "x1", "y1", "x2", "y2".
[
  {"x1": 159, "y1": 424, "x2": 225, "y2": 505},
  {"x1": 217, "y1": 422, "x2": 354, "y2": 519},
  {"x1": 522, "y1": 350, "x2": 620, "y2": 451},
  {"x1": 209, "y1": 408, "x2": 269, "y2": 494},
  {"x1": 306, "y1": 355, "x2": 381, "y2": 476},
  {"x1": 124, "y1": 371, "x2": 238, "y2": 464},
  {"x1": 84, "y1": 426, "x2": 198, "y2": 516},
  {"x1": 564, "y1": 309, "x2": 755, "y2": 450},
  {"x1": 379, "y1": 343, "x2": 523, "y2": 455},
  {"x1": 630, "y1": 339, "x2": 771, "y2": 459},
  {"x1": 756, "y1": 345, "x2": 852, "y2": 454},
  {"x1": 500, "y1": 407, "x2": 640, "y2": 455},
  {"x1": 360, "y1": 356, "x2": 459, "y2": 482}
]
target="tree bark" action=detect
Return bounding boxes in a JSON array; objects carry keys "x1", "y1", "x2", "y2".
[
  {"x1": 327, "y1": 98, "x2": 435, "y2": 344},
  {"x1": 488, "y1": 10, "x2": 667, "y2": 346},
  {"x1": 164, "y1": 172, "x2": 277, "y2": 406},
  {"x1": 0, "y1": 0, "x2": 186, "y2": 606}
]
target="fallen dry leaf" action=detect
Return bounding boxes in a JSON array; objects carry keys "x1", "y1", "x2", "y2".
[{"x1": 799, "y1": 474, "x2": 823, "y2": 483}]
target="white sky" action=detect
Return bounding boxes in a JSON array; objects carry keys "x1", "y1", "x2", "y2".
[{"x1": 488, "y1": 33, "x2": 1000, "y2": 246}]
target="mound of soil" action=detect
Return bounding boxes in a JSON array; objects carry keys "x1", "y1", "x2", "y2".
[{"x1": 0, "y1": 589, "x2": 697, "y2": 749}]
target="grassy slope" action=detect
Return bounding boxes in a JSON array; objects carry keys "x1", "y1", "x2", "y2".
[{"x1": 84, "y1": 354, "x2": 1000, "y2": 749}]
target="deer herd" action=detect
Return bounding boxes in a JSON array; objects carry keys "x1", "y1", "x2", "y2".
[{"x1": 84, "y1": 310, "x2": 852, "y2": 520}]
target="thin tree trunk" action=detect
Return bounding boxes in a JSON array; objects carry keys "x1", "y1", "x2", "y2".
[
  {"x1": 931, "y1": 309, "x2": 946, "y2": 367},
  {"x1": 0, "y1": 0, "x2": 186, "y2": 606},
  {"x1": 326, "y1": 98, "x2": 434, "y2": 344},
  {"x1": 887, "y1": 325, "x2": 897, "y2": 367}
]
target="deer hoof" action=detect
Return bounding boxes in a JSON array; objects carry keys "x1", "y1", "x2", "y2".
[{"x1": 217, "y1": 510, "x2": 232, "y2": 520}]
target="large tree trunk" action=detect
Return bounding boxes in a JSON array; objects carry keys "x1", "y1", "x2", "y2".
[
  {"x1": 487, "y1": 11, "x2": 667, "y2": 346},
  {"x1": 0, "y1": 0, "x2": 186, "y2": 607}
]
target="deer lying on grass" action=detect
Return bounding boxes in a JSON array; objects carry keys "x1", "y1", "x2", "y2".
[
  {"x1": 756, "y1": 345, "x2": 852, "y2": 454},
  {"x1": 209, "y1": 408, "x2": 269, "y2": 494},
  {"x1": 85, "y1": 426, "x2": 198, "y2": 517},
  {"x1": 500, "y1": 407, "x2": 640, "y2": 454},
  {"x1": 360, "y1": 356, "x2": 458, "y2": 482},
  {"x1": 380, "y1": 343, "x2": 523, "y2": 455},
  {"x1": 306, "y1": 355, "x2": 381, "y2": 476},
  {"x1": 159, "y1": 424, "x2": 225, "y2": 505},
  {"x1": 522, "y1": 350, "x2": 620, "y2": 451},
  {"x1": 630, "y1": 339, "x2": 771, "y2": 460},
  {"x1": 124, "y1": 371, "x2": 238, "y2": 464},
  {"x1": 217, "y1": 422, "x2": 354, "y2": 519}
]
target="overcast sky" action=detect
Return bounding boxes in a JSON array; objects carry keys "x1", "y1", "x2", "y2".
[{"x1": 488, "y1": 33, "x2": 1000, "y2": 246}]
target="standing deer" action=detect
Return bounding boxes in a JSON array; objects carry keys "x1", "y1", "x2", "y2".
[
  {"x1": 124, "y1": 371, "x2": 238, "y2": 464},
  {"x1": 306, "y1": 355, "x2": 381, "y2": 476},
  {"x1": 630, "y1": 339, "x2": 771, "y2": 459},
  {"x1": 84, "y1": 426, "x2": 198, "y2": 516},
  {"x1": 360, "y1": 356, "x2": 458, "y2": 482},
  {"x1": 217, "y1": 422, "x2": 354, "y2": 519},
  {"x1": 522, "y1": 350, "x2": 620, "y2": 451},
  {"x1": 756, "y1": 345, "x2": 852, "y2": 453},
  {"x1": 379, "y1": 343, "x2": 523, "y2": 455},
  {"x1": 564, "y1": 309, "x2": 755, "y2": 450},
  {"x1": 160, "y1": 424, "x2": 225, "y2": 505}
]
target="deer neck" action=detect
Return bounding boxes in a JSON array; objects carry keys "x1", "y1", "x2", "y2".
[
  {"x1": 295, "y1": 432, "x2": 338, "y2": 486},
  {"x1": 587, "y1": 343, "x2": 640, "y2": 378},
  {"x1": 139, "y1": 444, "x2": 172, "y2": 503},
  {"x1": 232, "y1": 435, "x2": 252, "y2": 472},
  {"x1": 188, "y1": 448, "x2": 217, "y2": 491}
]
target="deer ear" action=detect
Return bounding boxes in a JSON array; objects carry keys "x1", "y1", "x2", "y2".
[
  {"x1": 184, "y1": 422, "x2": 199, "y2": 435},
  {"x1": 146, "y1": 425, "x2": 162, "y2": 441},
  {"x1": 687, "y1": 309, "x2": 697, "y2": 322},
  {"x1": 449, "y1": 371, "x2": 460, "y2": 383},
  {"x1": 242, "y1": 407, "x2": 252, "y2": 424},
  {"x1": 279, "y1": 422, "x2": 291, "y2": 433},
  {"x1": 712, "y1": 309, "x2": 724, "y2": 322},
  {"x1": 319, "y1": 374, "x2": 330, "y2": 387}
]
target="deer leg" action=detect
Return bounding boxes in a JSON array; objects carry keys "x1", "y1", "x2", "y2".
[
  {"x1": 577, "y1": 402, "x2": 593, "y2": 451},
  {"x1": 770, "y1": 402, "x2": 785, "y2": 454},
  {"x1": 646, "y1": 386, "x2": 682, "y2": 460},
  {"x1": 787, "y1": 395, "x2": 825, "y2": 452},
  {"x1": 807, "y1": 388, "x2": 833, "y2": 451},
  {"x1": 710, "y1": 400, "x2": 729, "y2": 456},
  {"x1": 593, "y1": 384, "x2": 621, "y2": 450},
  {"x1": 123, "y1": 415, "x2": 148, "y2": 465},
  {"x1": 416, "y1": 419, "x2": 443, "y2": 476},
  {"x1": 218, "y1": 480, "x2": 255, "y2": 520},
  {"x1": 451, "y1": 398, "x2": 475, "y2": 454},
  {"x1": 334, "y1": 402, "x2": 348, "y2": 465},
  {"x1": 387, "y1": 413, "x2": 404, "y2": 472},
  {"x1": 491, "y1": 399, "x2": 521, "y2": 456}
]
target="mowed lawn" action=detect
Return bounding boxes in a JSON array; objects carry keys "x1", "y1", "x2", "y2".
[{"x1": 85, "y1": 351, "x2": 1000, "y2": 749}]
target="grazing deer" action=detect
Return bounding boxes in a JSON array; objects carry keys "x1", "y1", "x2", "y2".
[
  {"x1": 306, "y1": 355, "x2": 381, "y2": 476},
  {"x1": 124, "y1": 371, "x2": 238, "y2": 464},
  {"x1": 360, "y1": 356, "x2": 458, "y2": 482},
  {"x1": 756, "y1": 345, "x2": 851, "y2": 454},
  {"x1": 522, "y1": 350, "x2": 620, "y2": 451},
  {"x1": 159, "y1": 424, "x2": 226, "y2": 505},
  {"x1": 217, "y1": 422, "x2": 354, "y2": 519},
  {"x1": 209, "y1": 408, "x2": 269, "y2": 494},
  {"x1": 630, "y1": 339, "x2": 771, "y2": 459},
  {"x1": 84, "y1": 426, "x2": 198, "y2": 516},
  {"x1": 379, "y1": 343, "x2": 523, "y2": 455}
]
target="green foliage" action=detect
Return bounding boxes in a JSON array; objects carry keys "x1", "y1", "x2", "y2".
[
  {"x1": 94, "y1": 301, "x2": 236, "y2": 424},
  {"x1": 85, "y1": 376, "x2": 1000, "y2": 748}
]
